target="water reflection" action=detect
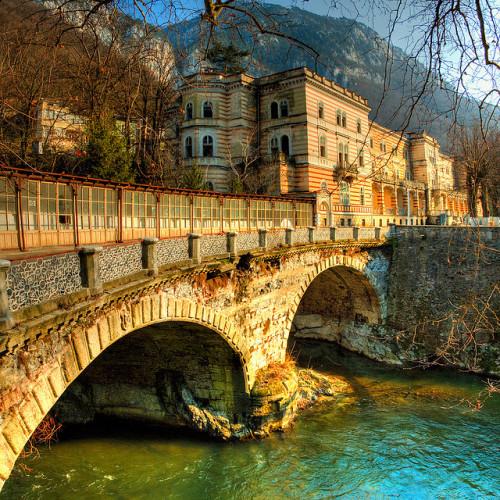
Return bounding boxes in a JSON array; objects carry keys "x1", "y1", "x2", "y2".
[{"x1": 5, "y1": 341, "x2": 500, "y2": 499}]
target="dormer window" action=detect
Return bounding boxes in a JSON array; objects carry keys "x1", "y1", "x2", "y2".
[
  {"x1": 185, "y1": 102, "x2": 193, "y2": 120},
  {"x1": 202, "y1": 100, "x2": 214, "y2": 118}
]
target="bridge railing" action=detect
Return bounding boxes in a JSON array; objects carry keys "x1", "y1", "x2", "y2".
[
  {"x1": 0, "y1": 167, "x2": 315, "y2": 251},
  {"x1": 0, "y1": 226, "x2": 387, "y2": 321}
]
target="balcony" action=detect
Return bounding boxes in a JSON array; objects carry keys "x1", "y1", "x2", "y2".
[
  {"x1": 332, "y1": 204, "x2": 371, "y2": 214},
  {"x1": 335, "y1": 162, "x2": 358, "y2": 179}
]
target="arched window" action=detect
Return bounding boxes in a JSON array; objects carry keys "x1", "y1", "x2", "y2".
[
  {"x1": 319, "y1": 134, "x2": 327, "y2": 158},
  {"x1": 318, "y1": 101, "x2": 324, "y2": 119},
  {"x1": 185, "y1": 102, "x2": 193, "y2": 120},
  {"x1": 202, "y1": 100, "x2": 214, "y2": 118},
  {"x1": 281, "y1": 134, "x2": 290, "y2": 156},
  {"x1": 403, "y1": 147, "x2": 409, "y2": 161},
  {"x1": 358, "y1": 148, "x2": 364, "y2": 167},
  {"x1": 357, "y1": 118, "x2": 361, "y2": 133},
  {"x1": 270, "y1": 101, "x2": 279, "y2": 119},
  {"x1": 184, "y1": 136, "x2": 193, "y2": 158},
  {"x1": 341, "y1": 111, "x2": 346, "y2": 128},
  {"x1": 280, "y1": 100, "x2": 289, "y2": 118},
  {"x1": 202, "y1": 135, "x2": 214, "y2": 157},
  {"x1": 336, "y1": 109, "x2": 341, "y2": 126},
  {"x1": 338, "y1": 142, "x2": 348, "y2": 167},
  {"x1": 340, "y1": 181, "x2": 350, "y2": 205},
  {"x1": 270, "y1": 136, "x2": 279, "y2": 154},
  {"x1": 320, "y1": 180, "x2": 328, "y2": 190},
  {"x1": 380, "y1": 140, "x2": 387, "y2": 153},
  {"x1": 206, "y1": 181, "x2": 215, "y2": 191}
]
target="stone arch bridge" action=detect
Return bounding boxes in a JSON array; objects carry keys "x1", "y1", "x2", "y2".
[{"x1": 0, "y1": 225, "x2": 498, "y2": 488}]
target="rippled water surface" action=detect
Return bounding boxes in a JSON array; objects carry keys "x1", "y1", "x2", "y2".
[{"x1": 4, "y1": 342, "x2": 500, "y2": 499}]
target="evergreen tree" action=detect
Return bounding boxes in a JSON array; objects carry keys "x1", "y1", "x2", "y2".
[
  {"x1": 206, "y1": 40, "x2": 249, "y2": 74},
  {"x1": 183, "y1": 162, "x2": 208, "y2": 190},
  {"x1": 83, "y1": 117, "x2": 135, "y2": 182}
]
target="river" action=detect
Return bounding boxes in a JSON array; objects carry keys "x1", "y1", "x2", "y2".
[{"x1": 4, "y1": 341, "x2": 500, "y2": 499}]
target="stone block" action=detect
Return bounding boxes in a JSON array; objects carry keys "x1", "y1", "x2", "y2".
[
  {"x1": 2, "y1": 415, "x2": 28, "y2": 455},
  {"x1": 71, "y1": 331, "x2": 90, "y2": 369},
  {"x1": 32, "y1": 379, "x2": 55, "y2": 415},
  {"x1": 159, "y1": 293, "x2": 168, "y2": 319},
  {"x1": 48, "y1": 367, "x2": 66, "y2": 398},
  {"x1": 151, "y1": 295, "x2": 160, "y2": 322},
  {"x1": 141, "y1": 297, "x2": 152, "y2": 324},
  {"x1": 293, "y1": 314, "x2": 323, "y2": 330},
  {"x1": 101, "y1": 314, "x2": 114, "y2": 344},
  {"x1": 132, "y1": 301, "x2": 142, "y2": 328},
  {"x1": 60, "y1": 347, "x2": 79, "y2": 384},
  {"x1": 19, "y1": 398, "x2": 42, "y2": 433},
  {"x1": 86, "y1": 324, "x2": 101, "y2": 359}
]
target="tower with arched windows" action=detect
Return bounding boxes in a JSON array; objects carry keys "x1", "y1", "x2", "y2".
[{"x1": 178, "y1": 67, "x2": 467, "y2": 224}]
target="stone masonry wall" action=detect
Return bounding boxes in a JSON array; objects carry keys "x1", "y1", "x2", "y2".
[{"x1": 386, "y1": 226, "x2": 500, "y2": 374}]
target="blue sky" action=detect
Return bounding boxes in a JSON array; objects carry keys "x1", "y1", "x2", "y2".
[{"x1": 145, "y1": 0, "x2": 497, "y2": 105}]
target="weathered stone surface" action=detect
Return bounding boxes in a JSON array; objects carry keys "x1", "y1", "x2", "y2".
[{"x1": 1, "y1": 232, "x2": 499, "y2": 489}]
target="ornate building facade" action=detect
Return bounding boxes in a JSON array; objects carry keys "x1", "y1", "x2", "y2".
[{"x1": 179, "y1": 67, "x2": 469, "y2": 226}]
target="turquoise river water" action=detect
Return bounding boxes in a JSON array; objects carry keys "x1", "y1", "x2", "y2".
[{"x1": 4, "y1": 341, "x2": 500, "y2": 499}]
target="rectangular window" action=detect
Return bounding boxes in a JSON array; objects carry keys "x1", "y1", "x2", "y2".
[
  {"x1": 105, "y1": 189, "x2": 118, "y2": 228},
  {"x1": 160, "y1": 194, "x2": 169, "y2": 229},
  {"x1": 58, "y1": 184, "x2": 73, "y2": 230},
  {"x1": 92, "y1": 187, "x2": 106, "y2": 229},
  {"x1": 39, "y1": 182, "x2": 57, "y2": 230},
  {"x1": 123, "y1": 191, "x2": 133, "y2": 228},
  {"x1": 296, "y1": 203, "x2": 312, "y2": 227},
  {"x1": 133, "y1": 192, "x2": 146, "y2": 228},
  {"x1": 193, "y1": 197, "x2": 202, "y2": 230},
  {"x1": 0, "y1": 178, "x2": 17, "y2": 231},
  {"x1": 146, "y1": 193, "x2": 157, "y2": 229},
  {"x1": 360, "y1": 187, "x2": 365, "y2": 206},
  {"x1": 78, "y1": 186, "x2": 90, "y2": 229},
  {"x1": 21, "y1": 181, "x2": 38, "y2": 231}
]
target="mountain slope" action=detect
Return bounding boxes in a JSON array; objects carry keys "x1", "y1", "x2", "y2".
[{"x1": 170, "y1": 3, "x2": 479, "y2": 150}]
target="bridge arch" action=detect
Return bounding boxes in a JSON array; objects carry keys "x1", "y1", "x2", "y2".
[
  {"x1": 0, "y1": 294, "x2": 249, "y2": 484},
  {"x1": 284, "y1": 254, "x2": 382, "y2": 350}
]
